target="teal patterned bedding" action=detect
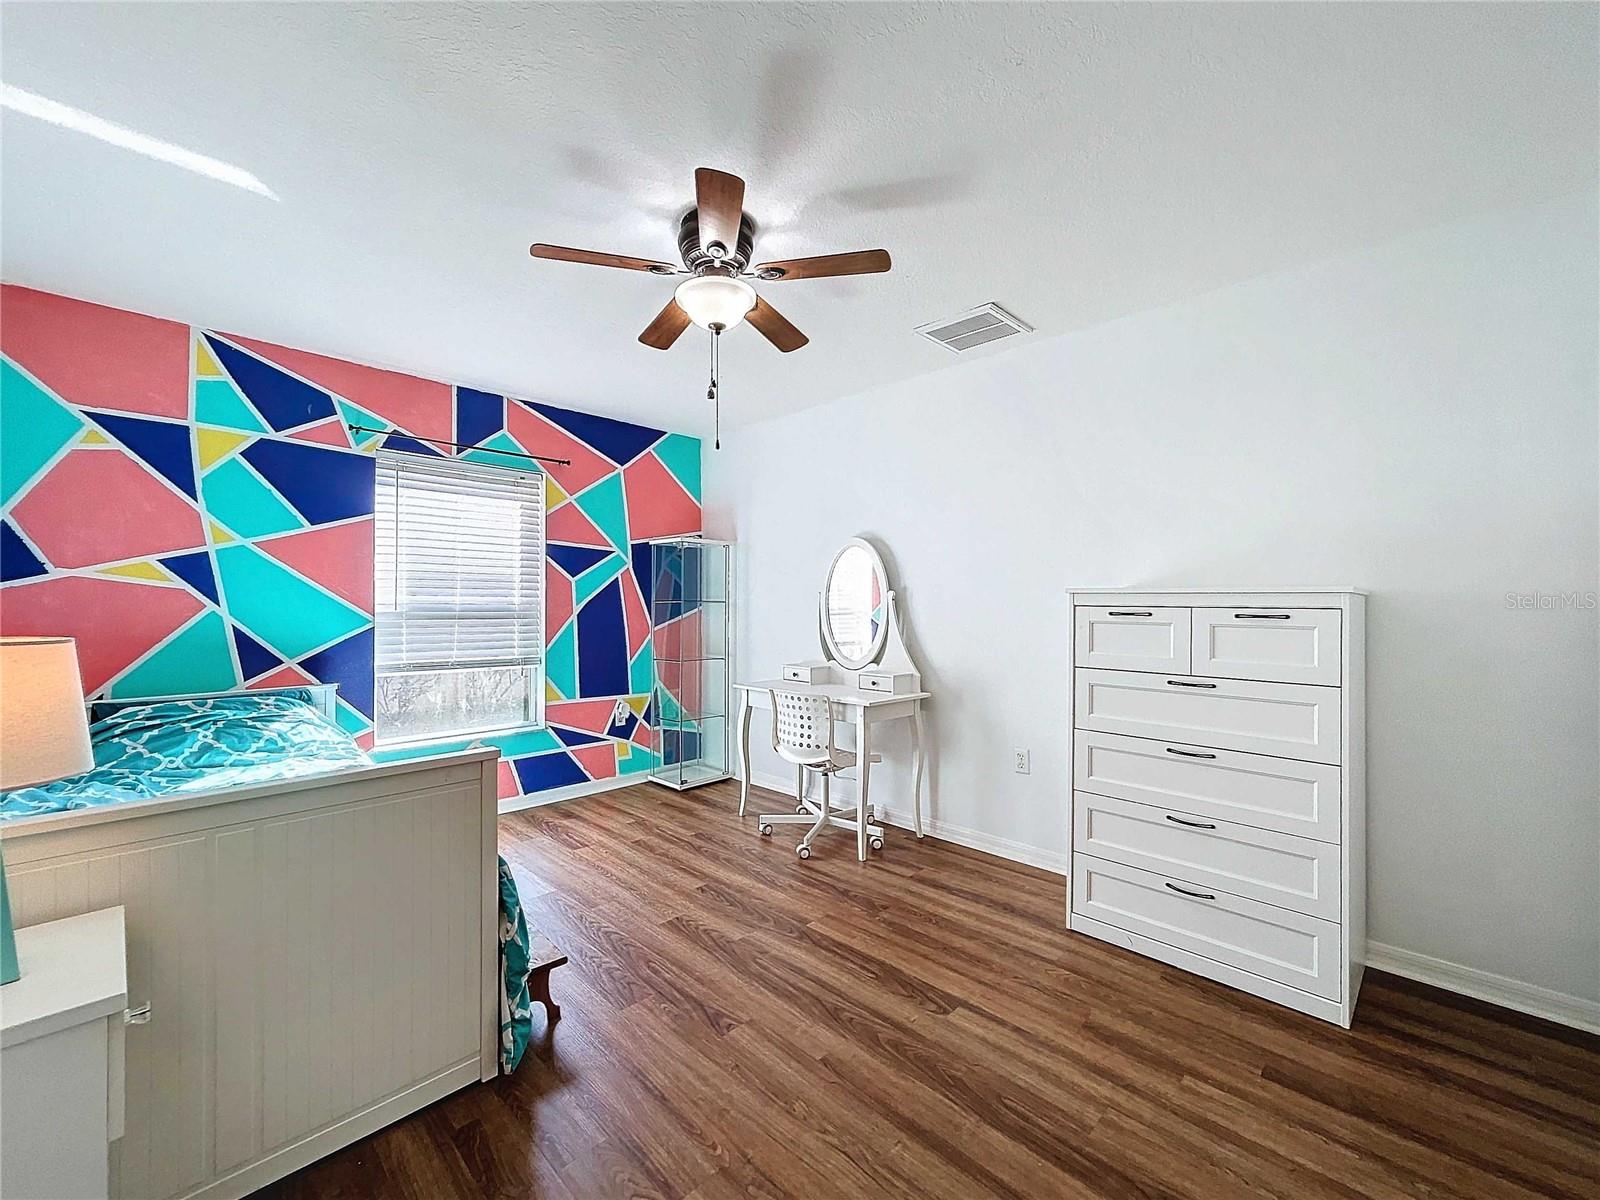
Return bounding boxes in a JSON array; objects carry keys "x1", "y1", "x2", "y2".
[
  {"x1": 0, "y1": 692, "x2": 369, "y2": 818},
  {"x1": 0, "y1": 691, "x2": 535, "y2": 1073}
]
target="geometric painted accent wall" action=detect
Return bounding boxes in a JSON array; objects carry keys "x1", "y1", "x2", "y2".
[{"x1": 0, "y1": 286, "x2": 701, "y2": 801}]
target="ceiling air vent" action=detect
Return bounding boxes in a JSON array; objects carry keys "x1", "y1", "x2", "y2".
[{"x1": 915, "y1": 303, "x2": 1033, "y2": 353}]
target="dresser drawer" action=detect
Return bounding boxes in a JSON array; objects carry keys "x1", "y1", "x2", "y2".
[
  {"x1": 1073, "y1": 730, "x2": 1340, "y2": 842},
  {"x1": 1072, "y1": 854, "x2": 1342, "y2": 1000},
  {"x1": 1073, "y1": 607, "x2": 1191, "y2": 674},
  {"x1": 1192, "y1": 608, "x2": 1342, "y2": 686},
  {"x1": 1073, "y1": 791, "x2": 1340, "y2": 920},
  {"x1": 1074, "y1": 669, "x2": 1341, "y2": 764}
]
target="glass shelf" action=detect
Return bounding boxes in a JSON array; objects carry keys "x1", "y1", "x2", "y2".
[{"x1": 647, "y1": 539, "x2": 733, "y2": 791}]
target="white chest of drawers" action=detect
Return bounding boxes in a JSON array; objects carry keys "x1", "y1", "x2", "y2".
[{"x1": 1067, "y1": 590, "x2": 1366, "y2": 1027}]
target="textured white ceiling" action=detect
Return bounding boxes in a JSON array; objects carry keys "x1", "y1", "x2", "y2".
[{"x1": 2, "y1": 2, "x2": 1595, "y2": 435}]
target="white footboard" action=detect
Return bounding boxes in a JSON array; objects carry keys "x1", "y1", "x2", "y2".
[{"x1": 1, "y1": 749, "x2": 500, "y2": 1200}]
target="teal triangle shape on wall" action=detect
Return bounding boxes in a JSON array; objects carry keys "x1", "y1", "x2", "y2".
[
  {"x1": 546, "y1": 621, "x2": 578, "y2": 699},
  {"x1": 194, "y1": 378, "x2": 268, "y2": 434},
  {"x1": 1, "y1": 359, "x2": 85, "y2": 506},
  {"x1": 573, "y1": 553, "x2": 627, "y2": 608},
  {"x1": 572, "y1": 474, "x2": 628, "y2": 552},
  {"x1": 629, "y1": 645, "x2": 654, "y2": 697},
  {"x1": 461, "y1": 431, "x2": 529, "y2": 469},
  {"x1": 109, "y1": 610, "x2": 236, "y2": 698},
  {"x1": 213, "y1": 543, "x2": 369, "y2": 661},
  {"x1": 652, "y1": 433, "x2": 702, "y2": 503},
  {"x1": 337, "y1": 399, "x2": 389, "y2": 447}
]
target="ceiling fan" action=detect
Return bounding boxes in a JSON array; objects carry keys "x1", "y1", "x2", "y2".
[{"x1": 529, "y1": 167, "x2": 891, "y2": 355}]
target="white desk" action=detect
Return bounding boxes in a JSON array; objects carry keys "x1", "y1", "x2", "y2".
[{"x1": 733, "y1": 681, "x2": 930, "y2": 841}]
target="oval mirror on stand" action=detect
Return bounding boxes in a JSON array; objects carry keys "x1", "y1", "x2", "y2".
[{"x1": 821, "y1": 538, "x2": 889, "y2": 670}]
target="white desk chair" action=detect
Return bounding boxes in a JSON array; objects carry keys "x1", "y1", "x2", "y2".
[{"x1": 756, "y1": 689, "x2": 886, "y2": 860}]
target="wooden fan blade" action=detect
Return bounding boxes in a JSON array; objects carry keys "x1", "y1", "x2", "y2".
[
  {"x1": 753, "y1": 249, "x2": 891, "y2": 281},
  {"x1": 531, "y1": 243, "x2": 678, "y2": 274},
  {"x1": 695, "y1": 168, "x2": 745, "y2": 258},
  {"x1": 639, "y1": 298, "x2": 691, "y2": 350},
  {"x1": 747, "y1": 296, "x2": 808, "y2": 352}
]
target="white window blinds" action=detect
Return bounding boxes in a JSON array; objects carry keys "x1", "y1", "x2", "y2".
[{"x1": 374, "y1": 453, "x2": 544, "y2": 673}]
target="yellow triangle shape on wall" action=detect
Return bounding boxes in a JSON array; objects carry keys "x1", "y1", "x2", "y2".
[
  {"x1": 209, "y1": 521, "x2": 235, "y2": 545},
  {"x1": 98, "y1": 561, "x2": 172, "y2": 583},
  {"x1": 194, "y1": 338, "x2": 222, "y2": 378},
  {"x1": 626, "y1": 695, "x2": 649, "y2": 716},
  {"x1": 80, "y1": 429, "x2": 111, "y2": 446},
  {"x1": 197, "y1": 427, "x2": 251, "y2": 470},
  {"x1": 616, "y1": 743, "x2": 631, "y2": 761},
  {"x1": 545, "y1": 476, "x2": 568, "y2": 511},
  {"x1": 545, "y1": 679, "x2": 564, "y2": 703}
]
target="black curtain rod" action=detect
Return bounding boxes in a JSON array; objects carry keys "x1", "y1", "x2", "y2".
[{"x1": 350, "y1": 425, "x2": 572, "y2": 467}]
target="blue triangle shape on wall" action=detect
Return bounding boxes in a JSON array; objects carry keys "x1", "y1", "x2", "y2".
[
  {"x1": 1, "y1": 520, "x2": 48, "y2": 582},
  {"x1": 239, "y1": 438, "x2": 375, "y2": 527},
  {"x1": 576, "y1": 577, "x2": 629, "y2": 698},
  {"x1": 513, "y1": 750, "x2": 588, "y2": 794},
  {"x1": 381, "y1": 433, "x2": 442, "y2": 457},
  {"x1": 552, "y1": 725, "x2": 604, "y2": 749},
  {"x1": 87, "y1": 411, "x2": 198, "y2": 500},
  {"x1": 299, "y1": 627, "x2": 376, "y2": 719},
  {"x1": 204, "y1": 335, "x2": 337, "y2": 432},
  {"x1": 455, "y1": 388, "x2": 504, "y2": 448},
  {"x1": 528, "y1": 402, "x2": 663, "y2": 467},
  {"x1": 232, "y1": 626, "x2": 283, "y2": 683},
  {"x1": 547, "y1": 543, "x2": 611, "y2": 578},
  {"x1": 160, "y1": 550, "x2": 220, "y2": 605}
]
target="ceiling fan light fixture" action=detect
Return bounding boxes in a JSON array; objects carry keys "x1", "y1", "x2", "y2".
[{"x1": 675, "y1": 274, "x2": 757, "y2": 331}]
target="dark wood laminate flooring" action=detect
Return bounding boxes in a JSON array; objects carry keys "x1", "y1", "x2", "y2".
[{"x1": 253, "y1": 781, "x2": 1600, "y2": 1200}]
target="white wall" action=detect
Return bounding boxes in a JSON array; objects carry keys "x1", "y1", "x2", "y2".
[{"x1": 705, "y1": 192, "x2": 1600, "y2": 1009}]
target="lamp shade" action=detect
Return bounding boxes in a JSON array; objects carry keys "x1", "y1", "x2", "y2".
[
  {"x1": 674, "y1": 274, "x2": 757, "y2": 331},
  {"x1": 0, "y1": 636, "x2": 93, "y2": 790}
]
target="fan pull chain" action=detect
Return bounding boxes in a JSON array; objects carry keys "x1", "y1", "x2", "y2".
[{"x1": 708, "y1": 326, "x2": 721, "y2": 450}]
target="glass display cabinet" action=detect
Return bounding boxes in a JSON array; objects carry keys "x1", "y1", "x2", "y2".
[{"x1": 647, "y1": 537, "x2": 733, "y2": 790}]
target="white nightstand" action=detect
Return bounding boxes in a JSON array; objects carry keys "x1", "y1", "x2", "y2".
[{"x1": 1, "y1": 906, "x2": 128, "y2": 1200}]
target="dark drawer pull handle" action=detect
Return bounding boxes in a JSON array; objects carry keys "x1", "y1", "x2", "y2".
[
  {"x1": 1165, "y1": 747, "x2": 1216, "y2": 759},
  {"x1": 1165, "y1": 679, "x2": 1217, "y2": 688},
  {"x1": 1235, "y1": 612, "x2": 1291, "y2": 619},
  {"x1": 1165, "y1": 882, "x2": 1216, "y2": 900},
  {"x1": 1108, "y1": 610, "x2": 1152, "y2": 618},
  {"x1": 1165, "y1": 814, "x2": 1216, "y2": 829}
]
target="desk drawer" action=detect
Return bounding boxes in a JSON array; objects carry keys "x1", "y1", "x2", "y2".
[
  {"x1": 1072, "y1": 854, "x2": 1342, "y2": 1000},
  {"x1": 1074, "y1": 669, "x2": 1341, "y2": 764},
  {"x1": 1192, "y1": 608, "x2": 1341, "y2": 686},
  {"x1": 1073, "y1": 730, "x2": 1340, "y2": 842},
  {"x1": 1074, "y1": 791, "x2": 1340, "y2": 920},
  {"x1": 1073, "y1": 607, "x2": 1191, "y2": 674}
]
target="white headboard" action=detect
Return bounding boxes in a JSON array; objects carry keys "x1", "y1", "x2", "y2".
[{"x1": 86, "y1": 683, "x2": 340, "y2": 723}]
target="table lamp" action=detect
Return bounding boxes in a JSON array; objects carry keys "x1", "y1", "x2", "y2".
[{"x1": 0, "y1": 636, "x2": 94, "y2": 984}]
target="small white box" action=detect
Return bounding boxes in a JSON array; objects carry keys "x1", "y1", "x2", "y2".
[
  {"x1": 782, "y1": 661, "x2": 829, "y2": 684},
  {"x1": 856, "y1": 670, "x2": 919, "y2": 695}
]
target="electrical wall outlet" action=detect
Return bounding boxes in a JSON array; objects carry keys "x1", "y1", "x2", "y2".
[
  {"x1": 1013, "y1": 748, "x2": 1030, "y2": 775},
  {"x1": 611, "y1": 699, "x2": 632, "y2": 728}
]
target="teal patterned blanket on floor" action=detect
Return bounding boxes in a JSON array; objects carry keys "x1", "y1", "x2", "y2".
[{"x1": 0, "y1": 691, "x2": 535, "y2": 1073}]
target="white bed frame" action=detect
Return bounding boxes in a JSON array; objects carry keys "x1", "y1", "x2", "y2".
[{"x1": 1, "y1": 686, "x2": 501, "y2": 1200}]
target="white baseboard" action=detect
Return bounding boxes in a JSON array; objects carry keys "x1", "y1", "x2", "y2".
[
  {"x1": 1366, "y1": 941, "x2": 1600, "y2": 1036},
  {"x1": 748, "y1": 770, "x2": 1068, "y2": 875},
  {"x1": 498, "y1": 774, "x2": 634, "y2": 814}
]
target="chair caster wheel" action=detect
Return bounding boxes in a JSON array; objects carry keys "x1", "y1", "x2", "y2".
[
  {"x1": 870, "y1": 837, "x2": 884, "y2": 852},
  {"x1": 796, "y1": 804, "x2": 807, "y2": 814},
  {"x1": 796, "y1": 844, "x2": 812, "y2": 860},
  {"x1": 759, "y1": 823, "x2": 773, "y2": 836}
]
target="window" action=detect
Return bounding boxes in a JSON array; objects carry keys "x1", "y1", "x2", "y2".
[{"x1": 373, "y1": 452, "x2": 544, "y2": 744}]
